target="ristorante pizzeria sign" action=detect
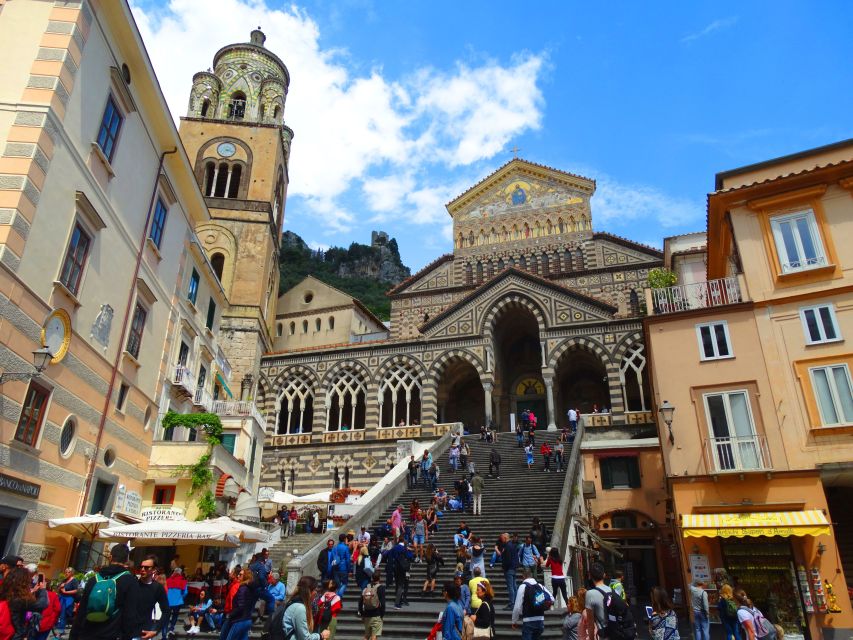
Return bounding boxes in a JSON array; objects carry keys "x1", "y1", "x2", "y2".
[{"x1": 0, "y1": 472, "x2": 40, "y2": 498}]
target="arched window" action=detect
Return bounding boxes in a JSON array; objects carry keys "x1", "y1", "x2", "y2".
[
  {"x1": 289, "y1": 321, "x2": 295, "y2": 335},
  {"x1": 277, "y1": 371, "x2": 314, "y2": 434},
  {"x1": 204, "y1": 161, "x2": 216, "y2": 196},
  {"x1": 558, "y1": 218, "x2": 565, "y2": 233},
  {"x1": 259, "y1": 103, "x2": 265, "y2": 122},
  {"x1": 201, "y1": 98, "x2": 210, "y2": 117},
  {"x1": 620, "y1": 343, "x2": 649, "y2": 411},
  {"x1": 302, "y1": 320, "x2": 308, "y2": 333},
  {"x1": 497, "y1": 258, "x2": 505, "y2": 271},
  {"x1": 276, "y1": 323, "x2": 283, "y2": 337},
  {"x1": 227, "y1": 164, "x2": 242, "y2": 198},
  {"x1": 315, "y1": 318, "x2": 321, "y2": 332},
  {"x1": 378, "y1": 363, "x2": 422, "y2": 427},
  {"x1": 541, "y1": 253, "x2": 550, "y2": 275},
  {"x1": 476, "y1": 262, "x2": 484, "y2": 283},
  {"x1": 519, "y1": 255, "x2": 527, "y2": 270},
  {"x1": 210, "y1": 252, "x2": 225, "y2": 282},
  {"x1": 329, "y1": 316, "x2": 335, "y2": 330},
  {"x1": 530, "y1": 254, "x2": 539, "y2": 274},
  {"x1": 629, "y1": 289, "x2": 640, "y2": 316},
  {"x1": 326, "y1": 368, "x2": 367, "y2": 430},
  {"x1": 457, "y1": 233, "x2": 464, "y2": 249},
  {"x1": 214, "y1": 162, "x2": 229, "y2": 197},
  {"x1": 273, "y1": 105, "x2": 282, "y2": 121},
  {"x1": 333, "y1": 467, "x2": 340, "y2": 489},
  {"x1": 563, "y1": 249, "x2": 572, "y2": 271},
  {"x1": 487, "y1": 261, "x2": 495, "y2": 278},
  {"x1": 464, "y1": 263, "x2": 473, "y2": 285},
  {"x1": 228, "y1": 91, "x2": 246, "y2": 120},
  {"x1": 344, "y1": 467, "x2": 350, "y2": 488}
]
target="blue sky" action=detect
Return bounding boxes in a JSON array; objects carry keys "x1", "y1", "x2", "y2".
[{"x1": 132, "y1": 0, "x2": 853, "y2": 270}]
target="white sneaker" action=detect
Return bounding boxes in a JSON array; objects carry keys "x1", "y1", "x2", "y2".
[{"x1": 189, "y1": 626, "x2": 199, "y2": 635}]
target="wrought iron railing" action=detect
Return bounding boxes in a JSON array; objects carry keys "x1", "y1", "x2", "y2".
[
  {"x1": 703, "y1": 434, "x2": 771, "y2": 473},
  {"x1": 651, "y1": 276, "x2": 742, "y2": 314}
]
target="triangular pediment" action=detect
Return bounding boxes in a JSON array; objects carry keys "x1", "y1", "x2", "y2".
[
  {"x1": 387, "y1": 254, "x2": 454, "y2": 296},
  {"x1": 421, "y1": 268, "x2": 615, "y2": 340},
  {"x1": 446, "y1": 158, "x2": 596, "y2": 224}
]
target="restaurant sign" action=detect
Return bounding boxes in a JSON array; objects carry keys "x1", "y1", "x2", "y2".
[
  {"x1": 141, "y1": 506, "x2": 185, "y2": 521},
  {"x1": 0, "y1": 472, "x2": 40, "y2": 499}
]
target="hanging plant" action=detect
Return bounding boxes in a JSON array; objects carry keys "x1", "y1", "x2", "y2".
[
  {"x1": 647, "y1": 267, "x2": 677, "y2": 289},
  {"x1": 161, "y1": 411, "x2": 223, "y2": 520}
]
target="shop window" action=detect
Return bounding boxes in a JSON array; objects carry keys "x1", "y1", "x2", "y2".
[
  {"x1": 58, "y1": 223, "x2": 92, "y2": 295},
  {"x1": 187, "y1": 269, "x2": 200, "y2": 305},
  {"x1": 800, "y1": 304, "x2": 841, "y2": 345},
  {"x1": 14, "y1": 381, "x2": 51, "y2": 447},
  {"x1": 125, "y1": 303, "x2": 147, "y2": 359},
  {"x1": 600, "y1": 457, "x2": 640, "y2": 489},
  {"x1": 809, "y1": 364, "x2": 853, "y2": 427},
  {"x1": 153, "y1": 486, "x2": 175, "y2": 505},
  {"x1": 696, "y1": 321, "x2": 732, "y2": 361},
  {"x1": 770, "y1": 209, "x2": 827, "y2": 274}
]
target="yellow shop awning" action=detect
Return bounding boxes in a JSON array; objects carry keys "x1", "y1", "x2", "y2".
[{"x1": 682, "y1": 510, "x2": 831, "y2": 539}]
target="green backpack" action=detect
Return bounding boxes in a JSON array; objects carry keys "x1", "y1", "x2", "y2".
[{"x1": 86, "y1": 571, "x2": 129, "y2": 622}]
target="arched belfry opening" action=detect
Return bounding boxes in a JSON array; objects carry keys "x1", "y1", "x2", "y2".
[
  {"x1": 436, "y1": 357, "x2": 483, "y2": 428},
  {"x1": 554, "y1": 345, "x2": 610, "y2": 416},
  {"x1": 490, "y1": 302, "x2": 544, "y2": 431}
]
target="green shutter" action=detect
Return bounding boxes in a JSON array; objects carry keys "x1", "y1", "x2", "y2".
[
  {"x1": 221, "y1": 434, "x2": 236, "y2": 455},
  {"x1": 628, "y1": 457, "x2": 641, "y2": 488},
  {"x1": 600, "y1": 459, "x2": 613, "y2": 489}
]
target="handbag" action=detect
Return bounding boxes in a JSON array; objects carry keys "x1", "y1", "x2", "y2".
[{"x1": 473, "y1": 627, "x2": 492, "y2": 638}]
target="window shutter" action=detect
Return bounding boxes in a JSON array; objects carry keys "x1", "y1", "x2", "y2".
[
  {"x1": 600, "y1": 460, "x2": 613, "y2": 489},
  {"x1": 628, "y1": 458, "x2": 641, "y2": 488}
]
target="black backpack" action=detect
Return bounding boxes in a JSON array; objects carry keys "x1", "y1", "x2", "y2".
[
  {"x1": 593, "y1": 587, "x2": 636, "y2": 640},
  {"x1": 395, "y1": 550, "x2": 411, "y2": 574},
  {"x1": 262, "y1": 600, "x2": 295, "y2": 640},
  {"x1": 522, "y1": 581, "x2": 553, "y2": 617}
]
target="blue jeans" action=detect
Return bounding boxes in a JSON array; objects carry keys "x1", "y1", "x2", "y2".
[
  {"x1": 723, "y1": 617, "x2": 741, "y2": 640},
  {"x1": 522, "y1": 620, "x2": 545, "y2": 640},
  {"x1": 334, "y1": 569, "x2": 349, "y2": 597},
  {"x1": 57, "y1": 595, "x2": 75, "y2": 630},
  {"x1": 221, "y1": 618, "x2": 252, "y2": 640},
  {"x1": 694, "y1": 609, "x2": 710, "y2": 640},
  {"x1": 504, "y1": 569, "x2": 517, "y2": 607},
  {"x1": 258, "y1": 588, "x2": 275, "y2": 615}
]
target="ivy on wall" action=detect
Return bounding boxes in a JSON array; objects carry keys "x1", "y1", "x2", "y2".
[{"x1": 161, "y1": 411, "x2": 223, "y2": 520}]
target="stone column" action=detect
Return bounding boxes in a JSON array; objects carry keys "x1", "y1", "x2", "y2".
[
  {"x1": 544, "y1": 375, "x2": 557, "y2": 431},
  {"x1": 606, "y1": 363, "x2": 625, "y2": 425},
  {"x1": 482, "y1": 381, "x2": 494, "y2": 425}
]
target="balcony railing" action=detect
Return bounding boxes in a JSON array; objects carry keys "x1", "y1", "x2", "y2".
[
  {"x1": 212, "y1": 400, "x2": 267, "y2": 430},
  {"x1": 193, "y1": 387, "x2": 213, "y2": 411},
  {"x1": 703, "y1": 434, "x2": 771, "y2": 473},
  {"x1": 171, "y1": 364, "x2": 195, "y2": 396},
  {"x1": 651, "y1": 276, "x2": 742, "y2": 314}
]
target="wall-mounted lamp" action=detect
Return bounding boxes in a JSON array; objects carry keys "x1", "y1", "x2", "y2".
[
  {"x1": 0, "y1": 347, "x2": 54, "y2": 384},
  {"x1": 817, "y1": 542, "x2": 826, "y2": 556},
  {"x1": 659, "y1": 400, "x2": 675, "y2": 444}
]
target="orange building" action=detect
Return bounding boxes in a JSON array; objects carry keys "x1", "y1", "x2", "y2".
[{"x1": 646, "y1": 139, "x2": 853, "y2": 639}]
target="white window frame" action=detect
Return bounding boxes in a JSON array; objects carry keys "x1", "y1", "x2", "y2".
[
  {"x1": 702, "y1": 389, "x2": 764, "y2": 471},
  {"x1": 799, "y1": 304, "x2": 842, "y2": 345},
  {"x1": 695, "y1": 321, "x2": 733, "y2": 361},
  {"x1": 808, "y1": 363, "x2": 853, "y2": 427},
  {"x1": 769, "y1": 209, "x2": 827, "y2": 274}
]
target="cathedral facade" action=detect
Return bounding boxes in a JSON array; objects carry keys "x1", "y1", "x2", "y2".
[{"x1": 258, "y1": 160, "x2": 663, "y2": 495}]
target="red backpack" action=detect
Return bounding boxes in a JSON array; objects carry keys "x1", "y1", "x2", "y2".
[
  {"x1": 0, "y1": 600, "x2": 13, "y2": 640},
  {"x1": 39, "y1": 590, "x2": 61, "y2": 632}
]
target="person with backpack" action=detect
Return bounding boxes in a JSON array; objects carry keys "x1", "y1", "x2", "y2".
[
  {"x1": 650, "y1": 586, "x2": 679, "y2": 640},
  {"x1": 69, "y1": 543, "x2": 142, "y2": 640},
  {"x1": 545, "y1": 547, "x2": 568, "y2": 610},
  {"x1": 355, "y1": 547, "x2": 375, "y2": 590},
  {"x1": 488, "y1": 448, "x2": 501, "y2": 479},
  {"x1": 282, "y1": 576, "x2": 331, "y2": 640},
  {"x1": 540, "y1": 442, "x2": 553, "y2": 472},
  {"x1": 357, "y1": 572, "x2": 385, "y2": 640},
  {"x1": 584, "y1": 563, "x2": 635, "y2": 640},
  {"x1": 555, "y1": 440, "x2": 565, "y2": 472},
  {"x1": 512, "y1": 566, "x2": 554, "y2": 640},
  {"x1": 718, "y1": 584, "x2": 741, "y2": 640},
  {"x1": 689, "y1": 580, "x2": 710, "y2": 640},
  {"x1": 313, "y1": 580, "x2": 342, "y2": 639},
  {"x1": 499, "y1": 532, "x2": 520, "y2": 611},
  {"x1": 34, "y1": 578, "x2": 61, "y2": 640},
  {"x1": 164, "y1": 567, "x2": 187, "y2": 639},
  {"x1": 518, "y1": 535, "x2": 542, "y2": 583},
  {"x1": 390, "y1": 538, "x2": 412, "y2": 610},
  {"x1": 330, "y1": 534, "x2": 352, "y2": 598},
  {"x1": 249, "y1": 553, "x2": 275, "y2": 620},
  {"x1": 441, "y1": 581, "x2": 465, "y2": 640},
  {"x1": 733, "y1": 589, "x2": 776, "y2": 640}
]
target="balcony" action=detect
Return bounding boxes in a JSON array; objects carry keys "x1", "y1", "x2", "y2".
[
  {"x1": 649, "y1": 276, "x2": 744, "y2": 315},
  {"x1": 193, "y1": 387, "x2": 213, "y2": 411},
  {"x1": 149, "y1": 441, "x2": 247, "y2": 486},
  {"x1": 703, "y1": 434, "x2": 772, "y2": 474},
  {"x1": 212, "y1": 400, "x2": 267, "y2": 432},
  {"x1": 171, "y1": 364, "x2": 196, "y2": 397}
]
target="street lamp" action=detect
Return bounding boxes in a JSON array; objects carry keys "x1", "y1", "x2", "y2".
[
  {"x1": 658, "y1": 400, "x2": 675, "y2": 444},
  {"x1": 0, "y1": 347, "x2": 54, "y2": 384}
]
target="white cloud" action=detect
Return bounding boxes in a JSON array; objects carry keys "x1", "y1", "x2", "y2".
[
  {"x1": 593, "y1": 176, "x2": 703, "y2": 230},
  {"x1": 681, "y1": 16, "x2": 739, "y2": 43},
  {"x1": 307, "y1": 240, "x2": 330, "y2": 252},
  {"x1": 131, "y1": 0, "x2": 546, "y2": 233}
]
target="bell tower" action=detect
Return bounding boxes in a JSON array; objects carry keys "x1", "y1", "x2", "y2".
[{"x1": 179, "y1": 28, "x2": 294, "y2": 393}]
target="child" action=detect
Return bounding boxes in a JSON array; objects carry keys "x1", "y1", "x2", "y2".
[{"x1": 525, "y1": 443, "x2": 534, "y2": 470}]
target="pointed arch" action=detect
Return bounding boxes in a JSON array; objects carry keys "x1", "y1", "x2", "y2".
[
  {"x1": 324, "y1": 366, "x2": 368, "y2": 431},
  {"x1": 197, "y1": 223, "x2": 238, "y2": 295},
  {"x1": 480, "y1": 292, "x2": 548, "y2": 337}
]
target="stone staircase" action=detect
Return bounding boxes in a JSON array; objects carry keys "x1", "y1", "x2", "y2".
[
  {"x1": 175, "y1": 432, "x2": 574, "y2": 638},
  {"x1": 268, "y1": 530, "x2": 326, "y2": 574}
]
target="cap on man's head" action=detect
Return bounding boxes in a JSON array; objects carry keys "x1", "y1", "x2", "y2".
[{"x1": 0, "y1": 555, "x2": 21, "y2": 567}]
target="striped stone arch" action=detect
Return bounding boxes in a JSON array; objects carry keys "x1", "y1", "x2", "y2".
[
  {"x1": 320, "y1": 359, "x2": 373, "y2": 388},
  {"x1": 255, "y1": 373, "x2": 276, "y2": 427},
  {"x1": 479, "y1": 291, "x2": 548, "y2": 336},
  {"x1": 612, "y1": 330, "x2": 644, "y2": 361},
  {"x1": 427, "y1": 348, "x2": 485, "y2": 380},
  {"x1": 273, "y1": 364, "x2": 321, "y2": 400},
  {"x1": 374, "y1": 353, "x2": 428, "y2": 381},
  {"x1": 327, "y1": 453, "x2": 356, "y2": 472},
  {"x1": 548, "y1": 336, "x2": 613, "y2": 370}
]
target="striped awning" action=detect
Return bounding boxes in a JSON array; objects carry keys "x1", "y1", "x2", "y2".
[{"x1": 682, "y1": 510, "x2": 831, "y2": 539}]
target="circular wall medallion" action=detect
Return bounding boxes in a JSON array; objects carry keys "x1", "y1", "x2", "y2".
[
  {"x1": 42, "y1": 308, "x2": 72, "y2": 364},
  {"x1": 217, "y1": 142, "x2": 236, "y2": 157}
]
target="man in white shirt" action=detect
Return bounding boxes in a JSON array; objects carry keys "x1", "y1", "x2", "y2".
[
  {"x1": 357, "y1": 526, "x2": 371, "y2": 545},
  {"x1": 567, "y1": 408, "x2": 578, "y2": 432},
  {"x1": 512, "y1": 567, "x2": 553, "y2": 639}
]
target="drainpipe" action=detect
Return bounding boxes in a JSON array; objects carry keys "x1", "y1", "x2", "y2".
[{"x1": 78, "y1": 147, "x2": 178, "y2": 517}]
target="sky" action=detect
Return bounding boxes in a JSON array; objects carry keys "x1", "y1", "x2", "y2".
[{"x1": 131, "y1": 0, "x2": 853, "y2": 270}]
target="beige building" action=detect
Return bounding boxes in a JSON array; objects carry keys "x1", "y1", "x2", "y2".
[
  {"x1": 645, "y1": 140, "x2": 853, "y2": 639},
  {"x1": 0, "y1": 0, "x2": 235, "y2": 573}
]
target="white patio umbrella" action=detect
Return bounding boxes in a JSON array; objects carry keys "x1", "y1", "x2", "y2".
[
  {"x1": 99, "y1": 520, "x2": 240, "y2": 547},
  {"x1": 258, "y1": 491, "x2": 299, "y2": 505},
  {"x1": 48, "y1": 514, "x2": 118, "y2": 541},
  {"x1": 294, "y1": 491, "x2": 332, "y2": 503},
  {"x1": 207, "y1": 516, "x2": 270, "y2": 543}
]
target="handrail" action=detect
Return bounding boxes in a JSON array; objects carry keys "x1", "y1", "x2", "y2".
[
  {"x1": 549, "y1": 420, "x2": 585, "y2": 561},
  {"x1": 284, "y1": 429, "x2": 455, "y2": 591}
]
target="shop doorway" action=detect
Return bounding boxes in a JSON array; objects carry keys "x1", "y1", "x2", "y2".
[
  {"x1": 0, "y1": 516, "x2": 17, "y2": 556},
  {"x1": 605, "y1": 537, "x2": 659, "y2": 605}
]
